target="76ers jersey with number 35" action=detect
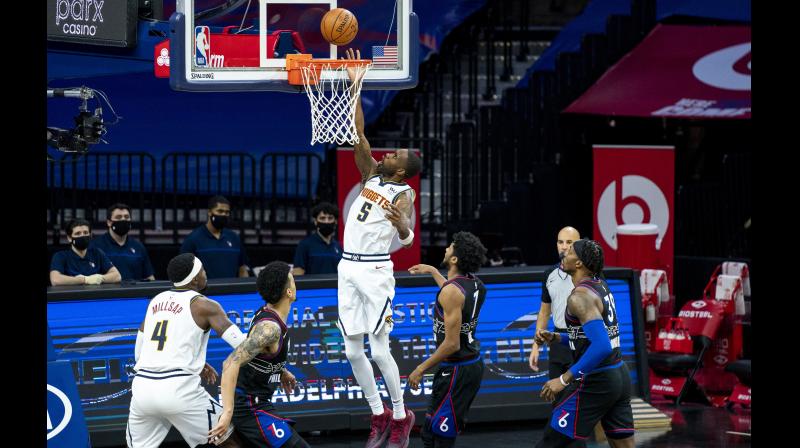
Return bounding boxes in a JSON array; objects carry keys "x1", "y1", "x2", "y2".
[
  {"x1": 344, "y1": 175, "x2": 416, "y2": 254},
  {"x1": 565, "y1": 277, "x2": 622, "y2": 370}
]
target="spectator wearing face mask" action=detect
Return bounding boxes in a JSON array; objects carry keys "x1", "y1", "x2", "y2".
[
  {"x1": 292, "y1": 202, "x2": 342, "y2": 276},
  {"x1": 180, "y1": 195, "x2": 250, "y2": 279},
  {"x1": 50, "y1": 218, "x2": 122, "y2": 286},
  {"x1": 90, "y1": 203, "x2": 155, "y2": 282}
]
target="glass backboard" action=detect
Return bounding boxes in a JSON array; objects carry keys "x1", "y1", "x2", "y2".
[{"x1": 170, "y1": 0, "x2": 418, "y2": 92}]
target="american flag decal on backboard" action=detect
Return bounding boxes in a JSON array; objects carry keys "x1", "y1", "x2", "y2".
[{"x1": 372, "y1": 46, "x2": 398, "y2": 66}]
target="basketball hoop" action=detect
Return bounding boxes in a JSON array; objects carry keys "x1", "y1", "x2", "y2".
[{"x1": 287, "y1": 55, "x2": 372, "y2": 145}]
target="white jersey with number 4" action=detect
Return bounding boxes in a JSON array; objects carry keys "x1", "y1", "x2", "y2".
[
  {"x1": 344, "y1": 174, "x2": 416, "y2": 255},
  {"x1": 135, "y1": 289, "x2": 209, "y2": 375}
]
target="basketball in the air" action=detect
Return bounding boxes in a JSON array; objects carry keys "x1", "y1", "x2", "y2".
[{"x1": 320, "y1": 8, "x2": 358, "y2": 46}]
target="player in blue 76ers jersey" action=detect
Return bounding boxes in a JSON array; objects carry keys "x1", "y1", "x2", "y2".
[
  {"x1": 407, "y1": 232, "x2": 488, "y2": 448},
  {"x1": 209, "y1": 261, "x2": 310, "y2": 448},
  {"x1": 534, "y1": 240, "x2": 635, "y2": 447}
]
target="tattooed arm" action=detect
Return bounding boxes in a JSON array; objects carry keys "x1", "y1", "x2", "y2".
[
  {"x1": 540, "y1": 288, "x2": 607, "y2": 403},
  {"x1": 209, "y1": 320, "x2": 282, "y2": 441}
]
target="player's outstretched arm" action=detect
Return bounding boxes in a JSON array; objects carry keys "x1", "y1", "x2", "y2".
[
  {"x1": 191, "y1": 297, "x2": 246, "y2": 348},
  {"x1": 408, "y1": 285, "x2": 464, "y2": 390},
  {"x1": 408, "y1": 264, "x2": 447, "y2": 288},
  {"x1": 353, "y1": 90, "x2": 374, "y2": 177},
  {"x1": 209, "y1": 320, "x2": 282, "y2": 442},
  {"x1": 345, "y1": 48, "x2": 377, "y2": 183}
]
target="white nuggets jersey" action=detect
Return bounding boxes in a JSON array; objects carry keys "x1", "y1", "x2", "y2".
[
  {"x1": 344, "y1": 174, "x2": 416, "y2": 255},
  {"x1": 136, "y1": 289, "x2": 210, "y2": 375}
]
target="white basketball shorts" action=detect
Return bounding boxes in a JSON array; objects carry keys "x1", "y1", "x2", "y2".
[
  {"x1": 127, "y1": 371, "x2": 234, "y2": 448},
  {"x1": 337, "y1": 256, "x2": 395, "y2": 336}
]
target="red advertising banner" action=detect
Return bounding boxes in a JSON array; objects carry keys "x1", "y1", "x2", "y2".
[
  {"x1": 565, "y1": 24, "x2": 751, "y2": 119},
  {"x1": 154, "y1": 40, "x2": 170, "y2": 78},
  {"x1": 337, "y1": 148, "x2": 421, "y2": 271},
  {"x1": 649, "y1": 372, "x2": 687, "y2": 398},
  {"x1": 153, "y1": 31, "x2": 293, "y2": 78},
  {"x1": 593, "y1": 145, "x2": 674, "y2": 286},
  {"x1": 728, "y1": 383, "x2": 751, "y2": 406}
]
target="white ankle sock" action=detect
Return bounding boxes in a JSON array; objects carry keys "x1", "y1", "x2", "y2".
[
  {"x1": 392, "y1": 398, "x2": 406, "y2": 420},
  {"x1": 366, "y1": 392, "x2": 385, "y2": 416}
]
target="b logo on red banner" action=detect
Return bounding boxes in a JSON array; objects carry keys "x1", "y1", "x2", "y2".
[
  {"x1": 593, "y1": 145, "x2": 674, "y2": 285},
  {"x1": 597, "y1": 175, "x2": 669, "y2": 250}
]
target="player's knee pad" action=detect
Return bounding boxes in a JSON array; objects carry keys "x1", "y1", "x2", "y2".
[
  {"x1": 368, "y1": 333, "x2": 391, "y2": 356},
  {"x1": 370, "y1": 350, "x2": 393, "y2": 368},
  {"x1": 368, "y1": 337, "x2": 395, "y2": 368},
  {"x1": 343, "y1": 338, "x2": 367, "y2": 363},
  {"x1": 344, "y1": 347, "x2": 367, "y2": 364}
]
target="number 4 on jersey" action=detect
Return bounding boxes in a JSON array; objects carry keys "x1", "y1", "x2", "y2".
[{"x1": 151, "y1": 320, "x2": 169, "y2": 351}]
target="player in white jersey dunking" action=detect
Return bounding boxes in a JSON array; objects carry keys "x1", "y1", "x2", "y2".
[
  {"x1": 342, "y1": 48, "x2": 423, "y2": 448},
  {"x1": 127, "y1": 253, "x2": 247, "y2": 448}
]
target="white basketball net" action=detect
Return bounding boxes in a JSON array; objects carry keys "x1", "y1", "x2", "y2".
[{"x1": 300, "y1": 63, "x2": 370, "y2": 145}]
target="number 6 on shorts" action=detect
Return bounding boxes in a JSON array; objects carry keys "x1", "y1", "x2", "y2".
[{"x1": 255, "y1": 411, "x2": 293, "y2": 447}]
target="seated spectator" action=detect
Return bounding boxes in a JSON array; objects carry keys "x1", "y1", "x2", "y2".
[
  {"x1": 50, "y1": 218, "x2": 122, "y2": 286},
  {"x1": 90, "y1": 203, "x2": 155, "y2": 282},
  {"x1": 180, "y1": 195, "x2": 249, "y2": 279},
  {"x1": 293, "y1": 201, "x2": 342, "y2": 276}
]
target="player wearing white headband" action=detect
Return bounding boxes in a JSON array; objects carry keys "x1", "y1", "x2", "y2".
[{"x1": 126, "y1": 253, "x2": 245, "y2": 448}]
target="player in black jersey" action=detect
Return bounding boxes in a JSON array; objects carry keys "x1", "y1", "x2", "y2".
[
  {"x1": 534, "y1": 240, "x2": 634, "y2": 447},
  {"x1": 209, "y1": 261, "x2": 310, "y2": 448},
  {"x1": 408, "y1": 231, "x2": 488, "y2": 448}
]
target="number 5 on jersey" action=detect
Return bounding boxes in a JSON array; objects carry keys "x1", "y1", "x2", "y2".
[
  {"x1": 151, "y1": 320, "x2": 169, "y2": 351},
  {"x1": 357, "y1": 202, "x2": 372, "y2": 222}
]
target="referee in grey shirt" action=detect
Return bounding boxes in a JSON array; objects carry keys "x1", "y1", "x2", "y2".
[{"x1": 529, "y1": 226, "x2": 580, "y2": 375}]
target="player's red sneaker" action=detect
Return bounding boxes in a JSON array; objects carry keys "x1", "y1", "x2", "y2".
[
  {"x1": 365, "y1": 405, "x2": 392, "y2": 448},
  {"x1": 386, "y1": 406, "x2": 415, "y2": 448}
]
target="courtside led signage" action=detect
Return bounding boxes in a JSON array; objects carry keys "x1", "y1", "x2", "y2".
[{"x1": 47, "y1": 0, "x2": 138, "y2": 47}]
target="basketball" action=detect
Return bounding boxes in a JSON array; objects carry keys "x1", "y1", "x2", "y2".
[{"x1": 320, "y1": 8, "x2": 358, "y2": 46}]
